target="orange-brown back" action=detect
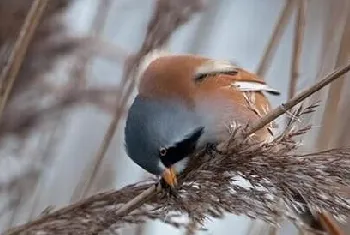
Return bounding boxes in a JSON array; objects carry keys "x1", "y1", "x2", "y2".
[
  {"x1": 138, "y1": 54, "x2": 276, "y2": 142},
  {"x1": 139, "y1": 55, "x2": 207, "y2": 108}
]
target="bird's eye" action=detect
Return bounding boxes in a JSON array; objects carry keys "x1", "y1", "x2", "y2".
[{"x1": 159, "y1": 147, "x2": 167, "y2": 157}]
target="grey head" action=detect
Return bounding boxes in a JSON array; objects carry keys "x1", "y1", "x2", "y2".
[{"x1": 124, "y1": 96, "x2": 204, "y2": 176}]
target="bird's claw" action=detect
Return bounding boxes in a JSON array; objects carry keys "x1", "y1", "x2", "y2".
[
  {"x1": 159, "y1": 178, "x2": 178, "y2": 199},
  {"x1": 206, "y1": 143, "x2": 224, "y2": 155}
]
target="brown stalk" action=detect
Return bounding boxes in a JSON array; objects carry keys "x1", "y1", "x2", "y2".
[
  {"x1": 0, "y1": 0, "x2": 48, "y2": 118},
  {"x1": 256, "y1": 2, "x2": 299, "y2": 234},
  {"x1": 301, "y1": 1, "x2": 349, "y2": 131},
  {"x1": 69, "y1": 0, "x2": 115, "y2": 201},
  {"x1": 274, "y1": 2, "x2": 306, "y2": 231},
  {"x1": 27, "y1": 121, "x2": 69, "y2": 220},
  {"x1": 318, "y1": 213, "x2": 345, "y2": 235},
  {"x1": 184, "y1": 220, "x2": 198, "y2": 235},
  {"x1": 316, "y1": 5, "x2": 350, "y2": 150},
  {"x1": 256, "y1": 0, "x2": 295, "y2": 77},
  {"x1": 114, "y1": 185, "x2": 160, "y2": 217},
  {"x1": 4, "y1": 186, "x2": 23, "y2": 230},
  {"x1": 133, "y1": 172, "x2": 155, "y2": 235},
  {"x1": 70, "y1": 86, "x2": 126, "y2": 200},
  {"x1": 30, "y1": 0, "x2": 116, "y2": 212},
  {"x1": 243, "y1": 62, "x2": 350, "y2": 139},
  {"x1": 311, "y1": 6, "x2": 350, "y2": 235},
  {"x1": 70, "y1": 0, "x2": 113, "y2": 88},
  {"x1": 0, "y1": 0, "x2": 50, "y2": 229},
  {"x1": 288, "y1": 0, "x2": 306, "y2": 101},
  {"x1": 5, "y1": 62, "x2": 350, "y2": 235}
]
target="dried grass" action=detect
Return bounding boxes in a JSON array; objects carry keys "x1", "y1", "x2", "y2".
[
  {"x1": 5, "y1": 61, "x2": 350, "y2": 234},
  {"x1": 288, "y1": 0, "x2": 306, "y2": 101},
  {"x1": 2, "y1": 1, "x2": 350, "y2": 235}
]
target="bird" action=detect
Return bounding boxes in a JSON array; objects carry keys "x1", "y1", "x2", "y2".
[
  {"x1": 124, "y1": 51, "x2": 343, "y2": 235},
  {"x1": 124, "y1": 52, "x2": 279, "y2": 188}
]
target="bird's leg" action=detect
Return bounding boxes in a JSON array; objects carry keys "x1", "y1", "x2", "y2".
[
  {"x1": 159, "y1": 178, "x2": 178, "y2": 199},
  {"x1": 205, "y1": 143, "x2": 224, "y2": 155}
]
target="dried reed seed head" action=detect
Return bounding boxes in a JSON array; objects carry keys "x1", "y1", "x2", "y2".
[
  {"x1": 9, "y1": 103, "x2": 350, "y2": 235},
  {"x1": 5, "y1": 0, "x2": 350, "y2": 234}
]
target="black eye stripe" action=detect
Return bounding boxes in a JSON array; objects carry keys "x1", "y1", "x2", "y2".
[{"x1": 159, "y1": 127, "x2": 204, "y2": 167}]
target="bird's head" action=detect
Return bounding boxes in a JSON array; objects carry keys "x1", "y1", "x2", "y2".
[{"x1": 124, "y1": 96, "x2": 204, "y2": 188}]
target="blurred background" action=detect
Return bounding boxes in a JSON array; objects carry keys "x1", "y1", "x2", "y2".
[{"x1": 0, "y1": 0, "x2": 349, "y2": 234}]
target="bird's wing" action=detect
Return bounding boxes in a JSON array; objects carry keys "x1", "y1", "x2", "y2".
[
  {"x1": 194, "y1": 59, "x2": 344, "y2": 235},
  {"x1": 231, "y1": 80, "x2": 280, "y2": 95},
  {"x1": 194, "y1": 59, "x2": 280, "y2": 95},
  {"x1": 193, "y1": 60, "x2": 280, "y2": 143}
]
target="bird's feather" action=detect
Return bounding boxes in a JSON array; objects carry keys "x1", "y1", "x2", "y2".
[
  {"x1": 231, "y1": 80, "x2": 280, "y2": 95},
  {"x1": 194, "y1": 59, "x2": 238, "y2": 81}
]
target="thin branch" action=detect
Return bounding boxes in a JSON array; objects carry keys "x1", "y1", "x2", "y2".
[
  {"x1": 27, "y1": 120, "x2": 69, "y2": 220},
  {"x1": 301, "y1": 1, "x2": 350, "y2": 131},
  {"x1": 288, "y1": 0, "x2": 306, "y2": 101},
  {"x1": 257, "y1": 2, "x2": 299, "y2": 234},
  {"x1": 311, "y1": 6, "x2": 350, "y2": 235},
  {"x1": 0, "y1": 0, "x2": 49, "y2": 118},
  {"x1": 70, "y1": 0, "x2": 113, "y2": 88},
  {"x1": 69, "y1": 0, "x2": 115, "y2": 201},
  {"x1": 114, "y1": 185, "x2": 159, "y2": 217},
  {"x1": 256, "y1": 0, "x2": 295, "y2": 77},
  {"x1": 318, "y1": 212, "x2": 345, "y2": 235},
  {"x1": 243, "y1": 62, "x2": 350, "y2": 139},
  {"x1": 316, "y1": 2, "x2": 350, "y2": 150},
  {"x1": 184, "y1": 219, "x2": 198, "y2": 235}
]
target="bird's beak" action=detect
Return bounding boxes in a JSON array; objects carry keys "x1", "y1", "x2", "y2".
[{"x1": 162, "y1": 167, "x2": 177, "y2": 188}]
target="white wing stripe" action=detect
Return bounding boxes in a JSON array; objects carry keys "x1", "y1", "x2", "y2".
[{"x1": 231, "y1": 81, "x2": 280, "y2": 95}]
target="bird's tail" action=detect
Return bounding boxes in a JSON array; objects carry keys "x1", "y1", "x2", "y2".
[
  {"x1": 299, "y1": 210, "x2": 344, "y2": 235},
  {"x1": 291, "y1": 191, "x2": 344, "y2": 235}
]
